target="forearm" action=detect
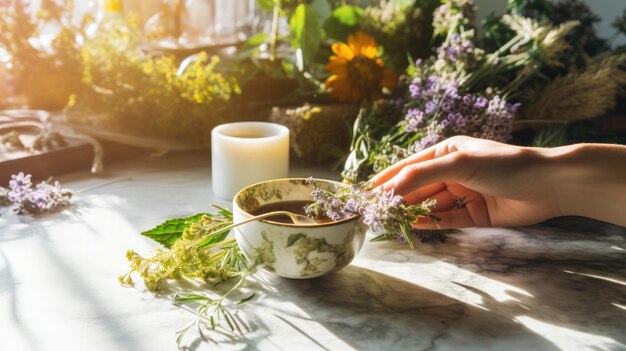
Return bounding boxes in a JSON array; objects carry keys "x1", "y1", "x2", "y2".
[{"x1": 543, "y1": 143, "x2": 626, "y2": 226}]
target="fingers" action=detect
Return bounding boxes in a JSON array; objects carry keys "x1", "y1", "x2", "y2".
[
  {"x1": 380, "y1": 152, "x2": 474, "y2": 196},
  {"x1": 370, "y1": 145, "x2": 439, "y2": 187},
  {"x1": 416, "y1": 184, "x2": 482, "y2": 210},
  {"x1": 415, "y1": 188, "x2": 459, "y2": 212},
  {"x1": 411, "y1": 190, "x2": 491, "y2": 229},
  {"x1": 370, "y1": 136, "x2": 473, "y2": 188},
  {"x1": 412, "y1": 208, "x2": 477, "y2": 229},
  {"x1": 402, "y1": 182, "x2": 446, "y2": 204},
  {"x1": 409, "y1": 184, "x2": 492, "y2": 229}
]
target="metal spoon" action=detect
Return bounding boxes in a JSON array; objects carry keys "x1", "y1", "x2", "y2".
[
  {"x1": 205, "y1": 211, "x2": 317, "y2": 239},
  {"x1": 235, "y1": 211, "x2": 317, "y2": 226}
]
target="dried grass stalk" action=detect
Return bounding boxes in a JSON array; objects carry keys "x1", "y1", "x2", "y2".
[
  {"x1": 503, "y1": 14, "x2": 579, "y2": 68},
  {"x1": 522, "y1": 54, "x2": 626, "y2": 122}
]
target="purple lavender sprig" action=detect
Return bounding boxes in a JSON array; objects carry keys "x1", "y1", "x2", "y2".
[
  {"x1": 405, "y1": 72, "x2": 518, "y2": 150},
  {"x1": 304, "y1": 178, "x2": 436, "y2": 249},
  {"x1": 437, "y1": 33, "x2": 475, "y2": 63},
  {"x1": 2, "y1": 172, "x2": 72, "y2": 215}
]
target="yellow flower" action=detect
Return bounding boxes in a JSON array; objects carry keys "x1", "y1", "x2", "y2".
[{"x1": 325, "y1": 32, "x2": 397, "y2": 103}]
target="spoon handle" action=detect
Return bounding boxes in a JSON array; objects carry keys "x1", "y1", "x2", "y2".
[{"x1": 215, "y1": 211, "x2": 298, "y2": 234}]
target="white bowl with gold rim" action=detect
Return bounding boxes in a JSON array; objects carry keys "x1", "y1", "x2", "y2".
[{"x1": 232, "y1": 178, "x2": 367, "y2": 279}]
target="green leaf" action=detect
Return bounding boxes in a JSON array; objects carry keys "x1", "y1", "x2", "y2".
[
  {"x1": 401, "y1": 224, "x2": 414, "y2": 250},
  {"x1": 323, "y1": 5, "x2": 363, "y2": 41},
  {"x1": 289, "y1": 3, "x2": 322, "y2": 71},
  {"x1": 223, "y1": 309, "x2": 235, "y2": 331},
  {"x1": 231, "y1": 33, "x2": 269, "y2": 61},
  {"x1": 141, "y1": 213, "x2": 210, "y2": 248},
  {"x1": 212, "y1": 205, "x2": 233, "y2": 220},
  {"x1": 224, "y1": 308, "x2": 243, "y2": 334},
  {"x1": 173, "y1": 293, "x2": 213, "y2": 303},
  {"x1": 370, "y1": 233, "x2": 390, "y2": 242},
  {"x1": 245, "y1": 33, "x2": 269, "y2": 47},
  {"x1": 532, "y1": 124, "x2": 568, "y2": 147},
  {"x1": 312, "y1": 0, "x2": 332, "y2": 24},
  {"x1": 256, "y1": 0, "x2": 275, "y2": 11},
  {"x1": 196, "y1": 227, "x2": 231, "y2": 249},
  {"x1": 236, "y1": 293, "x2": 256, "y2": 305}
]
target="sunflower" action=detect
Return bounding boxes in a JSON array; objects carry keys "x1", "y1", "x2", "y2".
[{"x1": 325, "y1": 31, "x2": 398, "y2": 103}]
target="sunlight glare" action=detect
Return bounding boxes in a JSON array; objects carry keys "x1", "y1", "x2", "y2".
[
  {"x1": 611, "y1": 303, "x2": 626, "y2": 311},
  {"x1": 563, "y1": 270, "x2": 626, "y2": 287},
  {"x1": 515, "y1": 315, "x2": 625, "y2": 351},
  {"x1": 257, "y1": 301, "x2": 357, "y2": 351},
  {"x1": 355, "y1": 257, "x2": 533, "y2": 309}
]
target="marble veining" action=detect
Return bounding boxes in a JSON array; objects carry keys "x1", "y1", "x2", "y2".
[{"x1": 0, "y1": 152, "x2": 624, "y2": 351}]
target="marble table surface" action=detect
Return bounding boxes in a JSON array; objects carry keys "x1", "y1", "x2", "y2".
[{"x1": 1, "y1": 152, "x2": 625, "y2": 351}]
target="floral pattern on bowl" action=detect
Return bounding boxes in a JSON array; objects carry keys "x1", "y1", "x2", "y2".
[{"x1": 233, "y1": 178, "x2": 367, "y2": 279}]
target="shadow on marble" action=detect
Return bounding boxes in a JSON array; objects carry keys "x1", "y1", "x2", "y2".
[
  {"x1": 240, "y1": 266, "x2": 566, "y2": 351},
  {"x1": 1, "y1": 221, "x2": 145, "y2": 351},
  {"x1": 118, "y1": 239, "x2": 626, "y2": 351},
  {"x1": 542, "y1": 217, "x2": 626, "y2": 236},
  {"x1": 141, "y1": 264, "x2": 557, "y2": 350},
  {"x1": 359, "y1": 225, "x2": 626, "y2": 350},
  {"x1": 0, "y1": 248, "x2": 44, "y2": 351},
  {"x1": 0, "y1": 203, "x2": 93, "y2": 245},
  {"x1": 144, "y1": 221, "x2": 626, "y2": 350}
]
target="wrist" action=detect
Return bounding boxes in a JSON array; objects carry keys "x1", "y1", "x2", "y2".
[
  {"x1": 541, "y1": 143, "x2": 626, "y2": 225},
  {"x1": 540, "y1": 144, "x2": 586, "y2": 217}
]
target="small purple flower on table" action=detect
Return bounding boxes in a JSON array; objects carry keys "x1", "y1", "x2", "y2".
[
  {"x1": 2, "y1": 173, "x2": 72, "y2": 215},
  {"x1": 8, "y1": 172, "x2": 32, "y2": 203}
]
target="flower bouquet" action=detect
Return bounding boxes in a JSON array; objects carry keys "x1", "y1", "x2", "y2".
[{"x1": 339, "y1": 0, "x2": 626, "y2": 181}]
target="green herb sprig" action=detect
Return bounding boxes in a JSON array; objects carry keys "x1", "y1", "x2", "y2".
[
  {"x1": 119, "y1": 208, "x2": 244, "y2": 291},
  {"x1": 172, "y1": 268, "x2": 257, "y2": 347},
  {"x1": 120, "y1": 207, "x2": 257, "y2": 347}
]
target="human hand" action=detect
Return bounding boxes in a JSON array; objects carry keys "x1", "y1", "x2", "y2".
[{"x1": 370, "y1": 136, "x2": 563, "y2": 228}]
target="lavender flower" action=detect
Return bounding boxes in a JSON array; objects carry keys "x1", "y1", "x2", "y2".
[
  {"x1": 360, "y1": 189, "x2": 404, "y2": 231},
  {"x1": 404, "y1": 74, "x2": 516, "y2": 150},
  {"x1": 437, "y1": 34, "x2": 475, "y2": 62},
  {"x1": 8, "y1": 172, "x2": 32, "y2": 203},
  {"x1": 305, "y1": 178, "x2": 436, "y2": 248},
  {"x1": 3, "y1": 173, "x2": 72, "y2": 214}
]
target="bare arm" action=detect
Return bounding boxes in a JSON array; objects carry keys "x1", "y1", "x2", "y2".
[
  {"x1": 370, "y1": 136, "x2": 626, "y2": 228},
  {"x1": 544, "y1": 143, "x2": 626, "y2": 226}
]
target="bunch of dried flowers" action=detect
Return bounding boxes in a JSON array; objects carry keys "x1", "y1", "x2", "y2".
[
  {"x1": 522, "y1": 55, "x2": 626, "y2": 123},
  {"x1": 0, "y1": 172, "x2": 72, "y2": 214},
  {"x1": 343, "y1": 0, "x2": 586, "y2": 180}
]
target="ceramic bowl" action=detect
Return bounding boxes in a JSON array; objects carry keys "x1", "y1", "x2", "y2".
[{"x1": 232, "y1": 178, "x2": 367, "y2": 279}]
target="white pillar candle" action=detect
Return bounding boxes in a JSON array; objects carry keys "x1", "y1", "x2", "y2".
[{"x1": 211, "y1": 122, "x2": 290, "y2": 200}]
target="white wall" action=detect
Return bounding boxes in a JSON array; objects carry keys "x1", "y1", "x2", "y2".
[{"x1": 474, "y1": 0, "x2": 626, "y2": 47}]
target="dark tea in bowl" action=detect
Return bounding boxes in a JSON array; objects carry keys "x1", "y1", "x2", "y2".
[{"x1": 233, "y1": 178, "x2": 367, "y2": 279}]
